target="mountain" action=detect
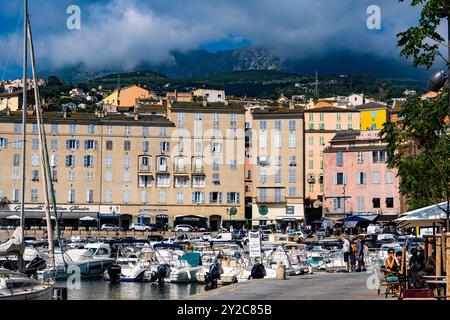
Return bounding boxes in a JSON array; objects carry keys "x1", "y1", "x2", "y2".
[{"x1": 41, "y1": 46, "x2": 430, "y2": 83}]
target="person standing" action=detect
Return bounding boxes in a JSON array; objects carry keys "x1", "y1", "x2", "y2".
[
  {"x1": 355, "y1": 239, "x2": 367, "y2": 272},
  {"x1": 341, "y1": 235, "x2": 351, "y2": 272}
]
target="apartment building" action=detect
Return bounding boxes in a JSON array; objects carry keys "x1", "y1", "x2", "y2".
[
  {"x1": 304, "y1": 107, "x2": 360, "y2": 206},
  {"x1": 357, "y1": 102, "x2": 390, "y2": 131},
  {"x1": 0, "y1": 101, "x2": 246, "y2": 231},
  {"x1": 322, "y1": 130, "x2": 401, "y2": 221},
  {"x1": 250, "y1": 106, "x2": 305, "y2": 228},
  {"x1": 192, "y1": 89, "x2": 226, "y2": 103},
  {"x1": 102, "y1": 85, "x2": 151, "y2": 113}
]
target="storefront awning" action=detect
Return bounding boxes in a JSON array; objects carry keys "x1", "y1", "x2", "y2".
[
  {"x1": 275, "y1": 216, "x2": 304, "y2": 221},
  {"x1": 98, "y1": 214, "x2": 120, "y2": 219},
  {"x1": 343, "y1": 221, "x2": 358, "y2": 229}
]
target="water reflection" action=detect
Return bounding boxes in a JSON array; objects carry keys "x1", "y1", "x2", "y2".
[{"x1": 59, "y1": 279, "x2": 206, "y2": 300}]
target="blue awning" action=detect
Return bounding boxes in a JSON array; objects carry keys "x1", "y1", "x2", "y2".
[
  {"x1": 138, "y1": 214, "x2": 151, "y2": 219},
  {"x1": 339, "y1": 216, "x2": 370, "y2": 222},
  {"x1": 98, "y1": 214, "x2": 120, "y2": 219}
]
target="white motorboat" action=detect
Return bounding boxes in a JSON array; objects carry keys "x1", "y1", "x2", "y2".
[{"x1": 0, "y1": 269, "x2": 53, "y2": 300}]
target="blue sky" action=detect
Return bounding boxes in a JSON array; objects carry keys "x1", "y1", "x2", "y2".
[{"x1": 0, "y1": 0, "x2": 442, "y2": 79}]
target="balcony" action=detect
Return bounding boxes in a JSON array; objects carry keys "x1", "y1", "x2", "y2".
[
  {"x1": 191, "y1": 166, "x2": 205, "y2": 175},
  {"x1": 308, "y1": 176, "x2": 316, "y2": 184},
  {"x1": 256, "y1": 196, "x2": 286, "y2": 204},
  {"x1": 138, "y1": 164, "x2": 152, "y2": 173},
  {"x1": 174, "y1": 164, "x2": 187, "y2": 175}
]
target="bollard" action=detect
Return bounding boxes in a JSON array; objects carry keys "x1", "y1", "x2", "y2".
[
  {"x1": 276, "y1": 262, "x2": 286, "y2": 280},
  {"x1": 52, "y1": 286, "x2": 68, "y2": 301}
]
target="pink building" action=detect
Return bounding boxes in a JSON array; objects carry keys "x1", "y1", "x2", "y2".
[{"x1": 323, "y1": 130, "x2": 402, "y2": 221}]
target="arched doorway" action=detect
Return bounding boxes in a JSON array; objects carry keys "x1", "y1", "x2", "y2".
[
  {"x1": 120, "y1": 214, "x2": 133, "y2": 231},
  {"x1": 209, "y1": 215, "x2": 222, "y2": 232},
  {"x1": 155, "y1": 214, "x2": 169, "y2": 231}
]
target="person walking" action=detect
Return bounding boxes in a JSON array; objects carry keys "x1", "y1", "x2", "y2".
[
  {"x1": 341, "y1": 235, "x2": 351, "y2": 272},
  {"x1": 350, "y1": 240, "x2": 357, "y2": 272},
  {"x1": 355, "y1": 239, "x2": 367, "y2": 272}
]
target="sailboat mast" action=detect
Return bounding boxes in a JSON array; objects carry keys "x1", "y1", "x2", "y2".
[
  {"x1": 27, "y1": 15, "x2": 56, "y2": 271},
  {"x1": 18, "y1": 0, "x2": 28, "y2": 272}
]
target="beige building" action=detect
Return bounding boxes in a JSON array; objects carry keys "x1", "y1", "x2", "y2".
[
  {"x1": 102, "y1": 85, "x2": 151, "y2": 113},
  {"x1": 0, "y1": 101, "x2": 246, "y2": 231},
  {"x1": 0, "y1": 90, "x2": 22, "y2": 112},
  {"x1": 304, "y1": 107, "x2": 360, "y2": 206},
  {"x1": 250, "y1": 106, "x2": 305, "y2": 228}
]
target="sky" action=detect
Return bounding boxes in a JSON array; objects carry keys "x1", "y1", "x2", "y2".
[{"x1": 0, "y1": 0, "x2": 444, "y2": 79}]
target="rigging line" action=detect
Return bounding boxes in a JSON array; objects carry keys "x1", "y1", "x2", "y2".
[{"x1": 1, "y1": 5, "x2": 24, "y2": 81}]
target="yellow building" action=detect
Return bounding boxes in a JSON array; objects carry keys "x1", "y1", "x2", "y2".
[
  {"x1": 0, "y1": 91, "x2": 22, "y2": 112},
  {"x1": 102, "y1": 85, "x2": 151, "y2": 113},
  {"x1": 357, "y1": 102, "x2": 390, "y2": 131}
]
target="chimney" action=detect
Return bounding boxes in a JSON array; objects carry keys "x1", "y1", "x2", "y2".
[
  {"x1": 5, "y1": 107, "x2": 10, "y2": 116},
  {"x1": 134, "y1": 113, "x2": 139, "y2": 121},
  {"x1": 202, "y1": 100, "x2": 208, "y2": 107}
]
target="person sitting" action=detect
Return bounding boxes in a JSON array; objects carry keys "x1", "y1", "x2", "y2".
[{"x1": 385, "y1": 249, "x2": 400, "y2": 273}]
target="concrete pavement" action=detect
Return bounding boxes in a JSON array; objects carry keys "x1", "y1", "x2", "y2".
[{"x1": 188, "y1": 271, "x2": 392, "y2": 300}]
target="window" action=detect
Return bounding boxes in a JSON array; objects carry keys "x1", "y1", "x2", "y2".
[
  {"x1": 66, "y1": 139, "x2": 79, "y2": 150},
  {"x1": 123, "y1": 171, "x2": 131, "y2": 182},
  {"x1": 178, "y1": 113, "x2": 185, "y2": 127},
  {"x1": 230, "y1": 159, "x2": 237, "y2": 170},
  {"x1": 156, "y1": 174, "x2": 170, "y2": 187},
  {"x1": 65, "y1": 155, "x2": 75, "y2": 168},
  {"x1": 124, "y1": 141, "x2": 131, "y2": 151},
  {"x1": 319, "y1": 113, "x2": 324, "y2": 122},
  {"x1": 309, "y1": 160, "x2": 314, "y2": 170},
  {"x1": 14, "y1": 123, "x2": 21, "y2": 133},
  {"x1": 124, "y1": 126, "x2": 131, "y2": 135},
  {"x1": 213, "y1": 158, "x2": 220, "y2": 170},
  {"x1": 259, "y1": 134, "x2": 267, "y2": 149},
  {"x1": 31, "y1": 170, "x2": 39, "y2": 182},
  {"x1": 67, "y1": 190, "x2": 75, "y2": 203},
  {"x1": 275, "y1": 156, "x2": 282, "y2": 166},
  {"x1": 333, "y1": 197, "x2": 344, "y2": 210},
  {"x1": 274, "y1": 120, "x2": 281, "y2": 131},
  {"x1": 227, "y1": 192, "x2": 240, "y2": 204},
  {"x1": 32, "y1": 124, "x2": 38, "y2": 134},
  {"x1": 289, "y1": 169, "x2": 296, "y2": 183},
  {"x1": 84, "y1": 140, "x2": 97, "y2": 150},
  {"x1": 274, "y1": 135, "x2": 281, "y2": 148},
  {"x1": 69, "y1": 124, "x2": 76, "y2": 135},
  {"x1": 259, "y1": 189, "x2": 267, "y2": 202},
  {"x1": 48, "y1": 154, "x2": 58, "y2": 167},
  {"x1": 195, "y1": 113, "x2": 203, "y2": 121},
  {"x1": 289, "y1": 156, "x2": 296, "y2": 166},
  {"x1": 386, "y1": 171, "x2": 393, "y2": 184},
  {"x1": 260, "y1": 121, "x2": 267, "y2": 130},
  {"x1": 334, "y1": 173, "x2": 346, "y2": 185},
  {"x1": 158, "y1": 157, "x2": 168, "y2": 172},
  {"x1": 11, "y1": 189, "x2": 19, "y2": 202},
  {"x1": 373, "y1": 172, "x2": 380, "y2": 184},
  {"x1": 210, "y1": 192, "x2": 222, "y2": 204},
  {"x1": 86, "y1": 172, "x2": 94, "y2": 181},
  {"x1": 176, "y1": 192, "x2": 184, "y2": 204},
  {"x1": 32, "y1": 139, "x2": 39, "y2": 149},
  {"x1": 308, "y1": 123, "x2": 314, "y2": 130},
  {"x1": 105, "y1": 156, "x2": 113, "y2": 168},
  {"x1": 84, "y1": 155, "x2": 94, "y2": 168},
  {"x1": 104, "y1": 191, "x2": 113, "y2": 203},
  {"x1": 192, "y1": 176, "x2": 205, "y2": 188},
  {"x1": 68, "y1": 171, "x2": 75, "y2": 181},
  {"x1": 357, "y1": 197, "x2": 365, "y2": 211},
  {"x1": 122, "y1": 190, "x2": 131, "y2": 203},
  {"x1": 319, "y1": 136, "x2": 325, "y2": 145},
  {"x1": 12, "y1": 168, "x2": 20, "y2": 180},
  {"x1": 386, "y1": 198, "x2": 394, "y2": 208},
  {"x1": 373, "y1": 151, "x2": 388, "y2": 163},
  {"x1": 123, "y1": 156, "x2": 131, "y2": 169},
  {"x1": 192, "y1": 192, "x2": 205, "y2": 204},
  {"x1": 336, "y1": 113, "x2": 341, "y2": 122},
  {"x1": 13, "y1": 138, "x2": 21, "y2": 149},
  {"x1": 195, "y1": 142, "x2": 202, "y2": 155},
  {"x1": 319, "y1": 123, "x2": 325, "y2": 130},
  {"x1": 160, "y1": 127, "x2": 167, "y2": 136},
  {"x1": 142, "y1": 141, "x2": 149, "y2": 152},
  {"x1": 288, "y1": 135, "x2": 296, "y2": 148},
  {"x1": 87, "y1": 124, "x2": 95, "y2": 135},
  {"x1": 308, "y1": 113, "x2": 314, "y2": 122},
  {"x1": 141, "y1": 191, "x2": 149, "y2": 204},
  {"x1": 50, "y1": 139, "x2": 58, "y2": 150},
  {"x1": 371, "y1": 111, "x2": 377, "y2": 119},
  {"x1": 210, "y1": 142, "x2": 222, "y2": 153},
  {"x1": 31, "y1": 189, "x2": 38, "y2": 202},
  {"x1": 336, "y1": 123, "x2": 341, "y2": 130},
  {"x1": 308, "y1": 136, "x2": 314, "y2": 146},
  {"x1": 372, "y1": 198, "x2": 380, "y2": 208},
  {"x1": 160, "y1": 141, "x2": 170, "y2": 152},
  {"x1": 357, "y1": 152, "x2": 364, "y2": 164},
  {"x1": 106, "y1": 125, "x2": 113, "y2": 134},
  {"x1": 50, "y1": 124, "x2": 58, "y2": 134},
  {"x1": 86, "y1": 190, "x2": 94, "y2": 203},
  {"x1": 308, "y1": 184, "x2": 314, "y2": 192},
  {"x1": 230, "y1": 113, "x2": 237, "y2": 127},
  {"x1": 260, "y1": 169, "x2": 267, "y2": 183},
  {"x1": 289, "y1": 120, "x2": 296, "y2": 131},
  {"x1": 357, "y1": 172, "x2": 367, "y2": 185},
  {"x1": 275, "y1": 170, "x2": 282, "y2": 183},
  {"x1": 12, "y1": 154, "x2": 20, "y2": 167},
  {"x1": 106, "y1": 140, "x2": 113, "y2": 150},
  {"x1": 174, "y1": 176, "x2": 188, "y2": 188},
  {"x1": 105, "y1": 171, "x2": 113, "y2": 182},
  {"x1": 212, "y1": 173, "x2": 220, "y2": 185},
  {"x1": 289, "y1": 187, "x2": 296, "y2": 197},
  {"x1": 142, "y1": 125, "x2": 149, "y2": 136},
  {"x1": 336, "y1": 152, "x2": 343, "y2": 167}
]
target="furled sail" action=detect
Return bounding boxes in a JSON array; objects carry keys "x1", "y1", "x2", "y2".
[{"x1": 0, "y1": 227, "x2": 24, "y2": 257}]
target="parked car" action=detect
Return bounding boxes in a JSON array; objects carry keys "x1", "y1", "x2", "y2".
[
  {"x1": 174, "y1": 224, "x2": 194, "y2": 232},
  {"x1": 129, "y1": 223, "x2": 155, "y2": 232},
  {"x1": 100, "y1": 224, "x2": 122, "y2": 231},
  {"x1": 316, "y1": 228, "x2": 329, "y2": 239}
]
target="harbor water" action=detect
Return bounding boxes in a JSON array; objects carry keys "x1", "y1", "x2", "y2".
[{"x1": 58, "y1": 279, "x2": 206, "y2": 300}]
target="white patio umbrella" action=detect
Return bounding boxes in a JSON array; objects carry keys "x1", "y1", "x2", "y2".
[
  {"x1": 6, "y1": 215, "x2": 21, "y2": 220},
  {"x1": 395, "y1": 202, "x2": 448, "y2": 228}
]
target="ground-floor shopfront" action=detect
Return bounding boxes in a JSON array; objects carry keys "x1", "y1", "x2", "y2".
[{"x1": 251, "y1": 203, "x2": 305, "y2": 230}]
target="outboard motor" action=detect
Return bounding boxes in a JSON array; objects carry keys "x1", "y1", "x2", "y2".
[
  {"x1": 107, "y1": 264, "x2": 122, "y2": 284},
  {"x1": 154, "y1": 264, "x2": 171, "y2": 284},
  {"x1": 25, "y1": 256, "x2": 46, "y2": 275},
  {"x1": 249, "y1": 263, "x2": 266, "y2": 279},
  {"x1": 205, "y1": 261, "x2": 222, "y2": 290}
]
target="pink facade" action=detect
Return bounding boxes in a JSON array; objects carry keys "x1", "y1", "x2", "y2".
[{"x1": 323, "y1": 130, "x2": 401, "y2": 218}]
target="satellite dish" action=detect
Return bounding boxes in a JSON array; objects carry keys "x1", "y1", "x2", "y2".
[{"x1": 428, "y1": 70, "x2": 448, "y2": 92}]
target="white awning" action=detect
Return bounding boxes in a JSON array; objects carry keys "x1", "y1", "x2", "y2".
[
  {"x1": 80, "y1": 216, "x2": 97, "y2": 221},
  {"x1": 395, "y1": 202, "x2": 448, "y2": 228},
  {"x1": 6, "y1": 215, "x2": 21, "y2": 220}
]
